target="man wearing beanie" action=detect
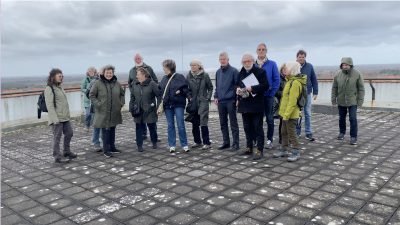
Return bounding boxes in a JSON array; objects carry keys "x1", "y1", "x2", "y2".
[{"x1": 331, "y1": 57, "x2": 365, "y2": 145}]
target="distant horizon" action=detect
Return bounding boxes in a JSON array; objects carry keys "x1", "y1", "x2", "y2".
[{"x1": 2, "y1": 63, "x2": 400, "y2": 79}]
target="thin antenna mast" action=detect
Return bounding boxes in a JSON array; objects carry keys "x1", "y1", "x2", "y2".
[{"x1": 181, "y1": 24, "x2": 183, "y2": 72}]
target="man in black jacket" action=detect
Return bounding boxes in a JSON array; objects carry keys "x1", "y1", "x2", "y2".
[{"x1": 237, "y1": 54, "x2": 269, "y2": 160}]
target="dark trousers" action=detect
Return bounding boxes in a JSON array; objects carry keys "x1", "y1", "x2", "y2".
[
  {"x1": 242, "y1": 112, "x2": 264, "y2": 150},
  {"x1": 338, "y1": 105, "x2": 358, "y2": 138},
  {"x1": 136, "y1": 123, "x2": 157, "y2": 147},
  {"x1": 51, "y1": 121, "x2": 73, "y2": 159},
  {"x1": 192, "y1": 114, "x2": 210, "y2": 145},
  {"x1": 278, "y1": 117, "x2": 283, "y2": 144},
  {"x1": 281, "y1": 119, "x2": 299, "y2": 149},
  {"x1": 218, "y1": 100, "x2": 239, "y2": 147},
  {"x1": 264, "y1": 96, "x2": 275, "y2": 142},
  {"x1": 102, "y1": 127, "x2": 116, "y2": 154}
]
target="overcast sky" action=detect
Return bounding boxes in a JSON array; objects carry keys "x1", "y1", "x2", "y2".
[{"x1": 2, "y1": 1, "x2": 400, "y2": 77}]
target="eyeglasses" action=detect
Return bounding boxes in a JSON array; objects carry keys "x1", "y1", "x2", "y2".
[{"x1": 257, "y1": 48, "x2": 266, "y2": 51}]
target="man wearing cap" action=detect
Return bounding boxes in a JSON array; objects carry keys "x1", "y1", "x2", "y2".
[{"x1": 331, "y1": 57, "x2": 365, "y2": 145}]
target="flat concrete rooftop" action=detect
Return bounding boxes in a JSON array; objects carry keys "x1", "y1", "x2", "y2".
[{"x1": 2, "y1": 110, "x2": 400, "y2": 225}]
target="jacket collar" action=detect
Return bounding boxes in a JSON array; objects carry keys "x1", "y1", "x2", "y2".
[{"x1": 100, "y1": 74, "x2": 117, "y2": 83}]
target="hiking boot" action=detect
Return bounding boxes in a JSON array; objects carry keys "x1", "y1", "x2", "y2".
[
  {"x1": 202, "y1": 144, "x2": 211, "y2": 150},
  {"x1": 240, "y1": 147, "x2": 252, "y2": 155},
  {"x1": 138, "y1": 146, "x2": 144, "y2": 152},
  {"x1": 337, "y1": 133, "x2": 345, "y2": 140},
  {"x1": 104, "y1": 152, "x2": 113, "y2": 158},
  {"x1": 152, "y1": 142, "x2": 157, "y2": 149},
  {"x1": 253, "y1": 149, "x2": 263, "y2": 160},
  {"x1": 110, "y1": 149, "x2": 121, "y2": 154},
  {"x1": 64, "y1": 152, "x2": 77, "y2": 159},
  {"x1": 350, "y1": 137, "x2": 357, "y2": 145},
  {"x1": 287, "y1": 149, "x2": 300, "y2": 162},
  {"x1": 183, "y1": 146, "x2": 190, "y2": 152},
  {"x1": 273, "y1": 148, "x2": 289, "y2": 158},
  {"x1": 265, "y1": 140, "x2": 273, "y2": 149},
  {"x1": 191, "y1": 143, "x2": 202, "y2": 149},
  {"x1": 305, "y1": 134, "x2": 315, "y2": 141},
  {"x1": 169, "y1": 147, "x2": 176, "y2": 153}
]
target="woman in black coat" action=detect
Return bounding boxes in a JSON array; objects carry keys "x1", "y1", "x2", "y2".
[{"x1": 130, "y1": 67, "x2": 160, "y2": 152}]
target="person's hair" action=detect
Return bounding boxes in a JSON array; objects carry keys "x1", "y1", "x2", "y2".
[
  {"x1": 86, "y1": 66, "x2": 97, "y2": 76},
  {"x1": 296, "y1": 49, "x2": 307, "y2": 57},
  {"x1": 241, "y1": 53, "x2": 255, "y2": 64},
  {"x1": 47, "y1": 68, "x2": 63, "y2": 86},
  {"x1": 219, "y1": 52, "x2": 229, "y2": 59},
  {"x1": 257, "y1": 43, "x2": 267, "y2": 49},
  {"x1": 190, "y1": 59, "x2": 203, "y2": 70},
  {"x1": 279, "y1": 63, "x2": 287, "y2": 74},
  {"x1": 285, "y1": 62, "x2": 301, "y2": 75},
  {"x1": 136, "y1": 67, "x2": 150, "y2": 78},
  {"x1": 162, "y1": 59, "x2": 176, "y2": 74},
  {"x1": 102, "y1": 64, "x2": 115, "y2": 75}
]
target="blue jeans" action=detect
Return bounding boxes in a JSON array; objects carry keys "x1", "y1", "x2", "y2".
[
  {"x1": 92, "y1": 128, "x2": 101, "y2": 145},
  {"x1": 136, "y1": 123, "x2": 157, "y2": 147},
  {"x1": 296, "y1": 93, "x2": 312, "y2": 136},
  {"x1": 338, "y1": 105, "x2": 358, "y2": 138},
  {"x1": 84, "y1": 107, "x2": 93, "y2": 128},
  {"x1": 165, "y1": 107, "x2": 188, "y2": 147},
  {"x1": 264, "y1": 96, "x2": 275, "y2": 142}
]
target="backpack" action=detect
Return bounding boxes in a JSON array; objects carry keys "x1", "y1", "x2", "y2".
[
  {"x1": 289, "y1": 74, "x2": 307, "y2": 110},
  {"x1": 37, "y1": 86, "x2": 56, "y2": 119}
]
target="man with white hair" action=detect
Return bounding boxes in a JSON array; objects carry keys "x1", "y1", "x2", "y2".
[
  {"x1": 237, "y1": 54, "x2": 268, "y2": 160},
  {"x1": 128, "y1": 53, "x2": 158, "y2": 140},
  {"x1": 214, "y1": 52, "x2": 240, "y2": 151}
]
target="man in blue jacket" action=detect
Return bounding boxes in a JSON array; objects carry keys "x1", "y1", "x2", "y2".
[
  {"x1": 296, "y1": 49, "x2": 318, "y2": 141},
  {"x1": 214, "y1": 52, "x2": 240, "y2": 151},
  {"x1": 255, "y1": 43, "x2": 280, "y2": 149}
]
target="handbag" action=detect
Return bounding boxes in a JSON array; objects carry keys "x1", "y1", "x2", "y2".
[
  {"x1": 131, "y1": 103, "x2": 141, "y2": 118},
  {"x1": 185, "y1": 99, "x2": 198, "y2": 114},
  {"x1": 157, "y1": 73, "x2": 176, "y2": 114}
]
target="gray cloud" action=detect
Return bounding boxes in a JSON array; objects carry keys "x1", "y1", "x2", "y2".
[{"x1": 2, "y1": 1, "x2": 400, "y2": 77}]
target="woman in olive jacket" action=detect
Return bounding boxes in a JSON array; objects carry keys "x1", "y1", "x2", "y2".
[
  {"x1": 130, "y1": 67, "x2": 161, "y2": 152},
  {"x1": 186, "y1": 59, "x2": 214, "y2": 150},
  {"x1": 90, "y1": 65, "x2": 125, "y2": 158}
]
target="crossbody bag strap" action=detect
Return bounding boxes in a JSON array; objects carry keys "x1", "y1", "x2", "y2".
[{"x1": 161, "y1": 73, "x2": 176, "y2": 100}]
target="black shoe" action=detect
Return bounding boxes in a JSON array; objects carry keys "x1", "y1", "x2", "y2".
[
  {"x1": 253, "y1": 149, "x2": 263, "y2": 160},
  {"x1": 110, "y1": 149, "x2": 121, "y2": 154},
  {"x1": 240, "y1": 147, "x2": 253, "y2": 155},
  {"x1": 350, "y1": 137, "x2": 357, "y2": 145},
  {"x1": 138, "y1": 146, "x2": 144, "y2": 152},
  {"x1": 152, "y1": 143, "x2": 157, "y2": 149},
  {"x1": 337, "y1": 133, "x2": 345, "y2": 140},
  {"x1": 230, "y1": 145, "x2": 240, "y2": 151},
  {"x1": 104, "y1": 152, "x2": 113, "y2": 158},
  {"x1": 55, "y1": 158, "x2": 69, "y2": 163},
  {"x1": 218, "y1": 144, "x2": 230, "y2": 150},
  {"x1": 96, "y1": 149, "x2": 103, "y2": 153},
  {"x1": 305, "y1": 134, "x2": 315, "y2": 141},
  {"x1": 63, "y1": 152, "x2": 77, "y2": 159}
]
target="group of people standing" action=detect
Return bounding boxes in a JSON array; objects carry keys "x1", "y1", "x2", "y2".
[{"x1": 44, "y1": 42, "x2": 365, "y2": 164}]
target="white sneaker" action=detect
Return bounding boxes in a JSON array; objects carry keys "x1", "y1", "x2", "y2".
[
  {"x1": 169, "y1": 147, "x2": 176, "y2": 153},
  {"x1": 265, "y1": 140, "x2": 273, "y2": 149},
  {"x1": 202, "y1": 145, "x2": 211, "y2": 150},
  {"x1": 183, "y1": 146, "x2": 190, "y2": 152}
]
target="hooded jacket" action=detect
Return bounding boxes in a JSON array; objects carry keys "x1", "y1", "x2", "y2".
[
  {"x1": 279, "y1": 74, "x2": 307, "y2": 120},
  {"x1": 186, "y1": 70, "x2": 214, "y2": 126},
  {"x1": 45, "y1": 84, "x2": 70, "y2": 125},
  {"x1": 159, "y1": 73, "x2": 191, "y2": 109},
  {"x1": 130, "y1": 78, "x2": 161, "y2": 124},
  {"x1": 89, "y1": 75, "x2": 125, "y2": 128},
  {"x1": 331, "y1": 57, "x2": 365, "y2": 107},
  {"x1": 237, "y1": 65, "x2": 269, "y2": 113}
]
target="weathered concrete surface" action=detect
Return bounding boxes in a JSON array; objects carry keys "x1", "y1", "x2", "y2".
[{"x1": 2, "y1": 110, "x2": 400, "y2": 225}]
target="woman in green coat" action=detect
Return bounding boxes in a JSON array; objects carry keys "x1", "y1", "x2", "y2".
[
  {"x1": 186, "y1": 59, "x2": 214, "y2": 150},
  {"x1": 129, "y1": 67, "x2": 161, "y2": 152},
  {"x1": 89, "y1": 65, "x2": 125, "y2": 158}
]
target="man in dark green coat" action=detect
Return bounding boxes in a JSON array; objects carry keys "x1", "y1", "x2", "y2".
[
  {"x1": 331, "y1": 57, "x2": 365, "y2": 145},
  {"x1": 90, "y1": 65, "x2": 125, "y2": 157}
]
